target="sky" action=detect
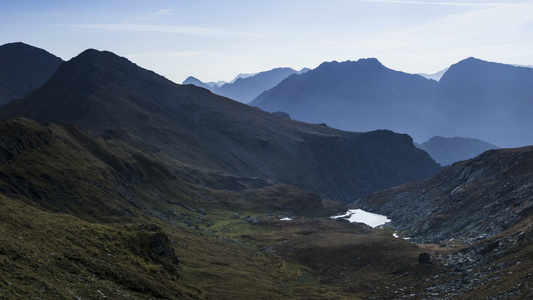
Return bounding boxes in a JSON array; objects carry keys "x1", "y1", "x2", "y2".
[{"x1": 2, "y1": 0, "x2": 533, "y2": 83}]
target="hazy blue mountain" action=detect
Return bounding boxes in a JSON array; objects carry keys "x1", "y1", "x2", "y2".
[
  {"x1": 214, "y1": 67, "x2": 299, "y2": 103},
  {"x1": 418, "y1": 136, "x2": 499, "y2": 166},
  {"x1": 205, "y1": 80, "x2": 226, "y2": 87},
  {"x1": 434, "y1": 57, "x2": 533, "y2": 147},
  {"x1": 183, "y1": 67, "x2": 304, "y2": 103},
  {"x1": 418, "y1": 68, "x2": 448, "y2": 81},
  {"x1": 229, "y1": 72, "x2": 257, "y2": 83},
  {"x1": 252, "y1": 57, "x2": 533, "y2": 148},
  {"x1": 251, "y1": 58, "x2": 438, "y2": 138},
  {"x1": 182, "y1": 76, "x2": 212, "y2": 90},
  {"x1": 0, "y1": 42, "x2": 63, "y2": 106}
]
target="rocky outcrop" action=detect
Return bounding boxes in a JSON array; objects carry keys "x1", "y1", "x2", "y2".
[{"x1": 354, "y1": 146, "x2": 533, "y2": 243}]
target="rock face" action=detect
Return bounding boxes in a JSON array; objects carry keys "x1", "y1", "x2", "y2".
[
  {"x1": 138, "y1": 225, "x2": 179, "y2": 272},
  {"x1": 354, "y1": 146, "x2": 533, "y2": 243},
  {"x1": 0, "y1": 49, "x2": 440, "y2": 203},
  {"x1": 0, "y1": 42, "x2": 63, "y2": 105}
]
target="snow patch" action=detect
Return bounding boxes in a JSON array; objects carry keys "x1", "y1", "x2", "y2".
[{"x1": 331, "y1": 209, "x2": 390, "y2": 228}]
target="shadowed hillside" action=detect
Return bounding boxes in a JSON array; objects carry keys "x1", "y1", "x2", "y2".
[
  {"x1": 355, "y1": 146, "x2": 533, "y2": 244},
  {"x1": 0, "y1": 118, "x2": 451, "y2": 299},
  {"x1": 0, "y1": 49, "x2": 440, "y2": 203}
]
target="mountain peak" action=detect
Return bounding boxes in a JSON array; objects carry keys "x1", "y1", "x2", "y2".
[
  {"x1": 356, "y1": 57, "x2": 382, "y2": 65},
  {"x1": 0, "y1": 42, "x2": 64, "y2": 105},
  {"x1": 69, "y1": 48, "x2": 130, "y2": 69}
]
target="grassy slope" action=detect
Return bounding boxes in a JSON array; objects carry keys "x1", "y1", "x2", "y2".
[
  {"x1": 0, "y1": 194, "x2": 205, "y2": 299},
  {"x1": 1, "y1": 118, "x2": 530, "y2": 299}
]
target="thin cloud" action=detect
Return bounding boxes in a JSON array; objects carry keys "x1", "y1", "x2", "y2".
[
  {"x1": 128, "y1": 51, "x2": 216, "y2": 59},
  {"x1": 361, "y1": 0, "x2": 533, "y2": 7},
  {"x1": 156, "y1": 9, "x2": 172, "y2": 15},
  {"x1": 70, "y1": 23, "x2": 250, "y2": 37},
  {"x1": 123, "y1": 8, "x2": 173, "y2": 23}
]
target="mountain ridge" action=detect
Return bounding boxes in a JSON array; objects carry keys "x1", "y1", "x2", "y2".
[
  {"x1": 0, "y1": 48, "x2": 441, "y2": 203},
  {"x1": 354, "y1": 146, "x2": 533, "y2": 243},
  {"x1": 183, "y1": 67, "x2": 306, "y2": 103},
  {"x1": 251, "y1": 56, "x2": 533, "y2": 148},
  {"x1": 251, "y1": 57, "x2": 438, "y2": 138},
  {"x1": 418, "y1": 136, "x2": 500, "y2": 166}
]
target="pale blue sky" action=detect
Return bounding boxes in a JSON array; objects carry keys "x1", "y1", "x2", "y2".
[{"x1": 2, "y1": 0, "x2": 533, "y2": 83}]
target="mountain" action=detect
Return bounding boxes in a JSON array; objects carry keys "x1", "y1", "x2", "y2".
[
  {"x1": 0, "y1": 49, "x2": 440, "y2": 203},
  {"x1": 251, "y1": 58, "x2": 438, "y2": 137},
  {"x1": 434, "y1": 57, "x2": 533, "y2": 148},
  {"x1": 183, "y1": 67, "x2": 303, "y2": 103},
  {"x1": 418, "y1": 67, "x2": 448, "y2": 81},
  {"x1": 214, "y1": 67, "x2": 299, "y2": 103},
  {"x1": 205, "y1": 80, "x2": 226, "y2": 87},
  {"x1": 1, "y1": 117, "x2": 530, "y2": 299},
  {"x1": 352, "y1": 146, "x2": 533, "y2": 297},
  {"x1": 0, "y1": 117, "x2": 457, "y2": 299},
  {"x1": 252, "y1": 57, "x2": 533, "y2": 148},
  {"x1": 418, "y1": 136, "x2": 499, "y2": 166},
  {"x1": 229, "y1": 72, "x2": 257, "y2": 83},
  {"x1": 354, "y1": 146, "x2": 533, "y2": 243},
  {"x1": 0, "y1": 42, "x2": 63, "y2": 106},
  {"x1": 182, "y1": 76, "x2": 212, "y2": 90},
  {"x1": 1, "y1": 48, "x2": 529, "y2": 299}
]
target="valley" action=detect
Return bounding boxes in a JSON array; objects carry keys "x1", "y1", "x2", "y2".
[{"x1": 0, "y1": 43, "x2": 531, "y2": 299}]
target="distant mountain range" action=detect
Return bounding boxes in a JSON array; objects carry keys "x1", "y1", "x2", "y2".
[
  {"x1": 251, "y1": 58, "x2": 439, "y2": 140},
  {"x1": 0, "y1": 46, "x2": 440, "y2": 203},
  {"x1": 184, "y1": 67, "x2": 309, "y2": 103},
  {"x1": 417, "y1": 136, "x2": 499, "y2": 166},
  {"x1": 417, "y1": 67, "x2": 448, "y2": 81},
  {"x1": 251, "y1": 57, "x2": 533, "y2": 148},
  {"x1": 0, "y1": 42, "x2": 63, "y2": 105}
]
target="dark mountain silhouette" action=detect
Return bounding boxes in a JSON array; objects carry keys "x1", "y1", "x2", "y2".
[
  {"x1": 0, "y1": 49, "x2": 440, "y2": 203},
  {"x1": 0, "y1": 42, "x2": 63, "y2": 106},
  {"x1": 251, "y1": 57, "x2": 533, "y2": 148},
  {"x1": 418, "y1": 136, "x2": 499, "y2": 166},
  {"x1": 183, "y1": 67, "x2": 302, "y2": 103},
  {"x1": 434, "y1": 57, "x2": 533, "y2": 147},
  {"x1": 251, "y1": 58, "x2": 438, "y2": 139}
]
